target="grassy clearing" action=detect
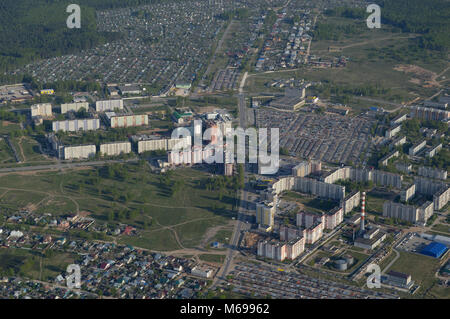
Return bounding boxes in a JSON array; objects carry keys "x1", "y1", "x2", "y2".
[
  {"x1": 199, "y1": 254, "x2": 226, "y2": 264},
  {"x1": 0, "y1": 165, "x2": 236, "y2": 251},
  {"x1": 389, "y1": 251, "x2": 442, "y2": 298}
]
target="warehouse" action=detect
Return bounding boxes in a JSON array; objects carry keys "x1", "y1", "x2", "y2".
[
  {"x1": 95, "y1": 99, "x2": 124, "y2": 112},
  {"x1": 420, "y1": 242, "x2": 448, "y2": 258},
  {"x1": 52, "y1": 119, "x2": 100, "y2": 132},
  {"x1": 106, "y1": 112, "x2": 148, "y2": 128},
  {"x1": 61, "y1": 102, "x2": 89, "y2": 114},
  {"x1": 100, "y1": 141, "x2": 132, "y2": 156}
]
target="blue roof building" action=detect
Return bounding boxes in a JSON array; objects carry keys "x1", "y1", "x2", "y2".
[{"x1": 421, "y1": 242, "x2": 448, "y2": 258}]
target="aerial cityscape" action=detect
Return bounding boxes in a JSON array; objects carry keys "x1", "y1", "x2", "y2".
[{"x1": 0, "y1": 0, "x2": 448, "y2": 307}]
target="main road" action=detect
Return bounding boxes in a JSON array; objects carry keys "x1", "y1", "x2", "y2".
[
  {"x1": 0, "y1": 158, "x2": 139, "y2": 174},
  {"x1": 212, "y1": 73, "x2": 251, "y2": 287}
]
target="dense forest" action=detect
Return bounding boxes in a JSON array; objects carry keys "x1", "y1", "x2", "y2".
[{"x1": 0, "y1": 0, "x2": 180, "y2": 77}]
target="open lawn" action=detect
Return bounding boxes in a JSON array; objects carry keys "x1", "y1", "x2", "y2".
[
  {"x1": 0, "y1": 248, "x2": 76, "y2": 281},
  {"x1": 389, "y1": 251, "x2": 442, "y2": 298},
  {"x1": 0, "y1": 164, "x2": 236, "y2": 251}
]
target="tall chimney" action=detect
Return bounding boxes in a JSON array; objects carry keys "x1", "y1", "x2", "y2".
[{"x1": 360, "y1": 192, "x2": 366, "y2": 233}]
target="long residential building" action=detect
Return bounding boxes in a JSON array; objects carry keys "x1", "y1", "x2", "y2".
[
  {"x1": 378, "y1": 150, "x2": 399, "y2": 167},
  {"x1": 409, "y1": 105, "x2": 450, "y2": 121},
  {"x1": 61, "y1": 102, "x2": 89, "y2": 114},
  {"x1": 31, "y1": 103, "x2": 52, "y2": 117},
  {"x1": 272, "y1": 176, "x2": 346, "y2": 200},
  {"x1": 257, "y1": 237, "x2": 305, "y2": 261},
  {"x1": 383, "y1": 201, "x2": 434, "y2": 224},
  {"x1": 292, "y1": 160, "x2": 322, "y2": 177},
  {"x1": 322, "y1": 167, "x2": 403, "y2": 189},
  {"x1": 95, "y1": 99, "x2": 124, "y2": 112},
  {"x1": 434, "y1": 185, "x2": 450, "y2": 211},
  {"x1": 409, "y1": 140, "x2": 427, "y2": 156},
  {"x1": 99, "y1": 141, "x2": 132, "y2": 156},
  {"x1": 426, "y1": 144, "x2": 442, "y2": 158},
  {"x1": 418, "y1": 166, "x2": 447, "y2": 180},
  {"x1": 61, "y1": 145, "x2": 96, "y2": 160},
  {"x1": 106, "y1": 113, "x2": 148, "y2": 128},
  {"x1": 137, "y1": 136, "x2": 192, "y2": 154},
  {"x1": 341, "y1": 191, "x2": 360, "y2": 214},
  {"x1": 52, "y1": 118, "x2": 100, "y2": 132},
  {"x1": 385, "y1": 124, "x2": 401, "y2": 138}
]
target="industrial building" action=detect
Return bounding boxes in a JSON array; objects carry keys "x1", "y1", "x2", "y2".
[
  {"x1": 269, "y1": 95, "x2": 306, "y2": 111},
  {"x1": 52, "y1": 119, "x2": 101, "y2": 132},
  {"x1": 31, "y1": 103, "x2": 52, "y2": 118},
  {"x1": 100, "y1": 141, "x2": 132, "y2": 156},
  {"x1": 118, "y1": 85, "x2": 141, "y2": 95},
  {"x1": 420, "y1": 242, "x2": 448, "y2": 258},
  {"x1": 105, "y1": 113, "x2": 148, "y2": 128},
  {"x1": 418, "y1": 166, "x2": 447, "y2": 180},
  {"x1": 354, "y1": 226, "x2": 387, "y2": 250},
  {"x1": 95, "y1": 99, "x2": 124, "y2": 112},
  {"x1": 382, "y1": 271, "x2": 414, "y2": 289},
  {"x1": 61, "y1": 145, "x2": 96, "y2": 160},
  {"x1": 61, "y1": 102, "x2": 89, "y2": 114}
]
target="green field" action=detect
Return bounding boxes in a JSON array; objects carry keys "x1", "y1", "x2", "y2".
[
  {"x1": 199, "y1": 254, "x2": 226, "y2": 264},
  {"x1": 283, "y1": 191, "x2": 338, "y2": 213},
  {"x1": 0, "y1": 248, "x2": 76, "y2": 281},
  {"x1": 389, "y1": 251, "x2": 443, "y2": 298},
  {"x1": 0, "y1": 164, "x2": 236, "y2": 251},
  {"x1": 245, "y1": 14, "x2": 448, "y2": 113}
]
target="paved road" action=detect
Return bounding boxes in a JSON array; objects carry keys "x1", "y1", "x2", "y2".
[
  {"x1": 213, "y1": 77, "x2": 251, "y2": 286},
  {"x1": 0, "y1": 158, "x2": 139, "y2": 173}
]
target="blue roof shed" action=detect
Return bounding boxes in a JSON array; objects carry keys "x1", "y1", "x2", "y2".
[{"x1": 421, "y1": 242, "x2": 448, "y2": 258}]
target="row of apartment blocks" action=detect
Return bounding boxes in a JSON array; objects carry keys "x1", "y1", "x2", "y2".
[
  {"x1": 378, "y1": 150, "x2": 399, "y2": 167},
  {"x1": 61, "y1": 102, "x2": 89, "y2": 114},
  {"x1": 414, "y1": 177, "x2": 450, "y2": 210},
  {"x1": 418, "y1": 166, "x2": 447, "y2": 180},
  {"x1": 409, "y1": 105, "x2": 450, "y2": 122},
  {"x1": 395, "y1": 177, "x2": 449, "y2": 223},
  {"x1": 47, "y1": 134, "x2": 132, "y2": 159},
  {"x1": 104, "y1": 112, "x2": 148, "y2": 128},
  {"x1": 32, "y1": 99, "x2": 124, "y2": 117},
  {"x1": 134, "y1": 135, "x2": 192, "y2": 154},
  {"x1": 383, "y1": 201, "x2": 434, "y2": 224},
  {"x1": 257, "y1": 237, "x2": 305, "y2": 262},
  {"x1": 52, "y1": 118, "x2": 101, "y2": 132},
  {"x1": 321, "y1": 167, "x2": 403, "y2": 189}
]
